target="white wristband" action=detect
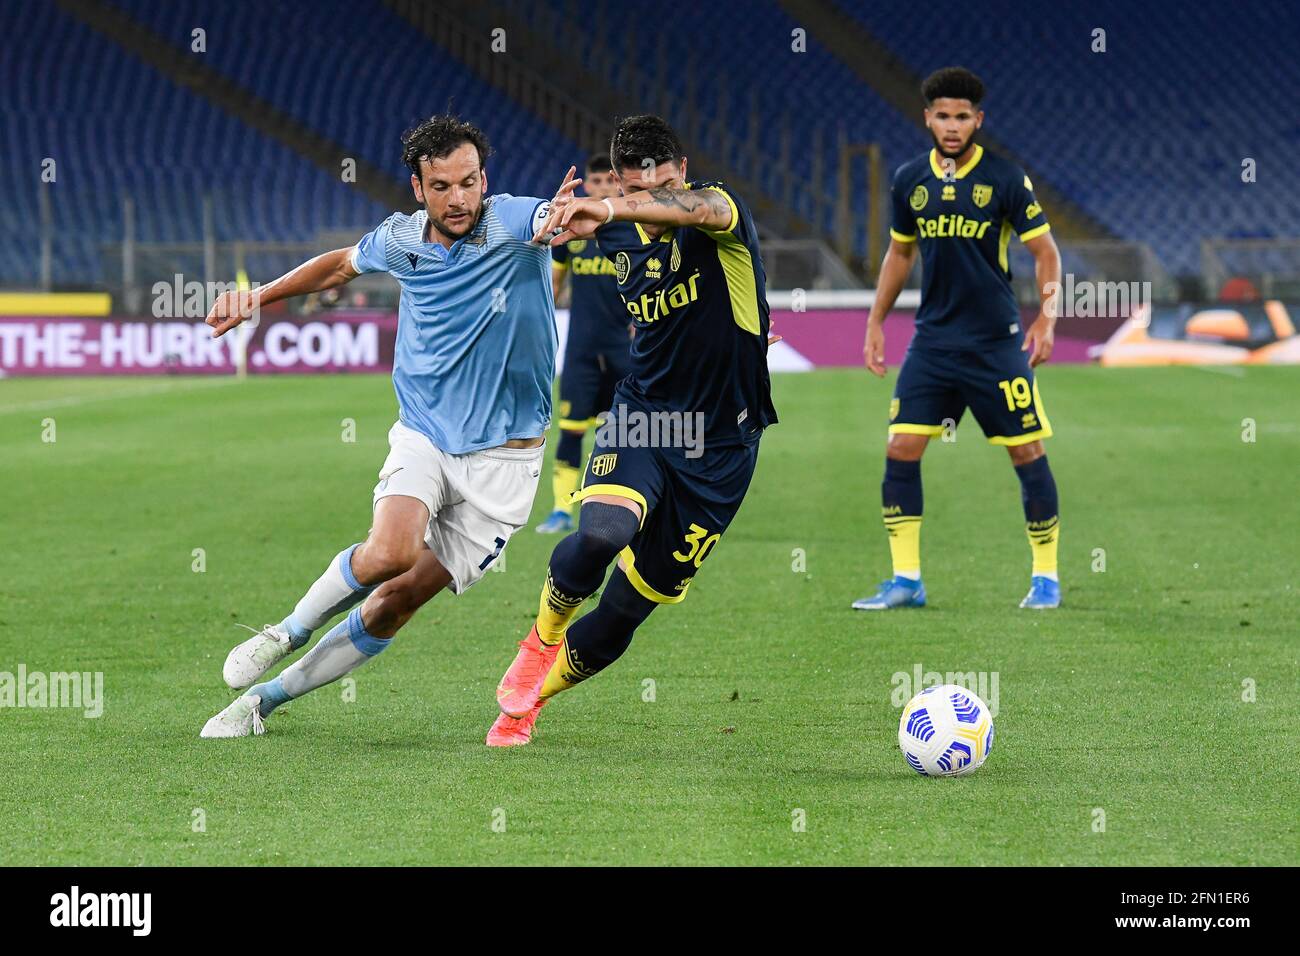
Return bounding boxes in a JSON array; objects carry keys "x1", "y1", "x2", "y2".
[{"x1": 601, "y1": 197, "x2": 616, "y2": 224}]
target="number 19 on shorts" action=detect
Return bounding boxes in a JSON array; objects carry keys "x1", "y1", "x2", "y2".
[{"x1": 997, "y1": 377, "x2": 1032, "y2": 411}]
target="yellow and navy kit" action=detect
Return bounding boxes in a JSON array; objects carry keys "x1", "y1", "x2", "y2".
[
  {"x1": 890, "y1": 145, "x2": 1050, "y2": 350},
  {"x1": 552, "y1": 234, "x2": 632, "y2": 428},
  {"x1": 551, "y1": 235, "x2": 629, "y2": 354},
  {"x1": 594, "y1": 181, "x2": 778, "y2": 449},
  {"x1": 569, "y1": 181, "x2": 776, "y2": 604},
  {"x1": 573, "y1": 436, "x2": 760, "y2": 605},
  {"x1": 890, "y1": 344, "x2": 1052, "y2": 446}
]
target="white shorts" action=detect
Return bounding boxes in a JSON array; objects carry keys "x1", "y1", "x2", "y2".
[{"x1": 373, "y1": 421, "x2": 543, "y2": 594}]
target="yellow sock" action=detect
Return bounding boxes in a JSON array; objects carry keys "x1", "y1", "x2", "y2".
[
  {"x1": 884, "y1": 514, "x2": 922, "y2": 577},
  {"x1": 1026, "y1": 517, "x2": 1059, "y2": 576},
  {"x1": 535, "y1": 569, "x2": 586, "y2": 645},
  {"x1": 551, "y1": 463, "x2": 580, "y2": 517},
  {"x1": 539, "y1": 638, "x2": 598, "y2": 700}
]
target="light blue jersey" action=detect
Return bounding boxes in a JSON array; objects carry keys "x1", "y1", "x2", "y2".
[{"x1": 351, "y1": 195, "x2": 556, "y2": 454}]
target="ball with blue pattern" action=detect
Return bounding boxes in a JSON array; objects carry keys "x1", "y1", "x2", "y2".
[{"x1": 898, "y1": 684, "x2": 995, "y2": 777}]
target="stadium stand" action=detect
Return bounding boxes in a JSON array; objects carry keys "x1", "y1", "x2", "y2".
[
  {"x1": 488, "y1": 0, "x2": 921, "y2": 244},
  {"x1": 840, "y1": 0, "x2": 1300, "y2": 275},
  {"x1": 108, "y1": 0, "x2": 582, "y2": 205},
  {"x1": 6, "y1": 0, "x2": 1292, "y2": 290},
  {"x1": 1, "y1": 0, "x2": 392, "y2": 287}
]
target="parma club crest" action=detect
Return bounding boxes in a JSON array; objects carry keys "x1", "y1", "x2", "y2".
[
  {"x1": 972, "y1": 183, "x2": 993, "y2": 208},
  {"x1": 909, "y1": 185, "x2": 929, "y2": 211},
  {"x1": 590, "y1": 453, "x2": 618, "y2": 477}
]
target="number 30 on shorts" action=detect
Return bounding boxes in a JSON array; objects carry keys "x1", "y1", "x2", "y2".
[
  {"x1": 672, "y1": 523, "x2": 720, "y2": 568},
  {"x1": 997, "y1": 377, "x2": 1033, "y2": 411}
]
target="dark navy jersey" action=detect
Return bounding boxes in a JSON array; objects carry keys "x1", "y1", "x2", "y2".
[
  {"x1": 551, "y1": 235, "x2": 628, "y2": 351},
  {"x1": 595, "y1": 181, "x2": 778, "y2": 449},
  {"x1": 890, "y1": 145, "x2": 1050, "y2": 350}
]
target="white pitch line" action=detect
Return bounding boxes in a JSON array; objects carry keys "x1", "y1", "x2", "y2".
[{"x1": 0, "y1": 376, "x2": 242, "y2": 416}]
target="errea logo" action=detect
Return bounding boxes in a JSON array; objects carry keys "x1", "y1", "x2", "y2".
[{"x1": 645, "y1": 257, "x2": 663, "y2": 279}]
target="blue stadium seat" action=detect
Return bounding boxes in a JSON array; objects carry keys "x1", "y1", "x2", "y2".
[{"x1": 839, "y1": 0, "x2": 1300, "y2": 273}]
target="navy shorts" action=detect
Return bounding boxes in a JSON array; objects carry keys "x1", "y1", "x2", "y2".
[
  {"x1": 572, "y1": 430, "x2": 761, "y2": 604},
  {"x1": 890, "y1": 344, "x2": 1053, "y2": 446},
  {"x1": 558, "y1": 343, "x2": 631, "y2": 431}
]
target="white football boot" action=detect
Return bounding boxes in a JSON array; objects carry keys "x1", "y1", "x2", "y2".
[
  {"x1": 223, "y1": 623, "x2": 294, "y2": 689},
  {"x1": 200, "y1": 694, "x2": 266, "y2": 738}
]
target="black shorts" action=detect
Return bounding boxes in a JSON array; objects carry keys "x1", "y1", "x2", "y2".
[
  {"x1": 890, "y1": 344, "x2": 1053, "y2": 446},
  {"x1": 557, "y1": 344, "x2": 631, "y2": 431},
  {"x1": 572, "y1": 430, "x2": 761, "y2": 604}
]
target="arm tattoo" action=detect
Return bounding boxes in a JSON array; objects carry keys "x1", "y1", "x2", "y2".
[{"x1": 625, "y1": 187, "x2": 731, "y2": 225}]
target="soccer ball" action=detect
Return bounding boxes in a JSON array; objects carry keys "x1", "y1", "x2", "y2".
[{"x1": 898, "y1": 684, "x2": 995, "y2": 777}]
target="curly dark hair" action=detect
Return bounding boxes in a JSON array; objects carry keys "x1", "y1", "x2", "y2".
[
  {"x1": 401, "y1": 114, "x2": 492, "y2": 176},
  {"x1": 585, "y1": 153, "x2": 613, "y2": 174},
  {"x1": 609, "y1": 115, "x2": 683, "y2": 172},
  {"x1": 921, "y1": 67, "x2": 985, "y2": 107}
]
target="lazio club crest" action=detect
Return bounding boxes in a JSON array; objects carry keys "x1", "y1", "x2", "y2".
[
  {"x1": 590, "y1": 453, "x2": 618, "y2": 477},
  {"x1": 909, "y1": 185, "x2": 928, "y2": 211},
  {"x1": 972, "y1": 184, "x2": 993, "y2": 208}
]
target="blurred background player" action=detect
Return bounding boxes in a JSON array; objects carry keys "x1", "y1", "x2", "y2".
[
  {"x1": 535, "y1": 154, "x2": 633, "y2": 534},
  {"x1": 855, "y1": 68, "x2": 1063, "y2": 612},
  {"x1": 199, "y1": 116, "x2": 579, "y2": 737},
  {"x1": 488, "y1": 115, "x2": 779, "y2": 747}
]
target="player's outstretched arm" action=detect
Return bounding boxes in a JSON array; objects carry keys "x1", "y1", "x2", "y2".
[
  {"x1": 864, "y1": 238, "x2": 918, "y2": 377},
  {"x1": 1022, "y1": 232, "x2": 1061, "y2": 367},
  {"x1": 205, "y1": 247, "x2": 359, "y2": 338},
  {"x1": 532, "y1": 186, "x2": 733, "y2": 244}
]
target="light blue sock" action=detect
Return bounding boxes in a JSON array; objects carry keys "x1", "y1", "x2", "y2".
[
  {"x1": 285, "y1": 544, "x2": 377, "y2": 648},
  {"x1": 280, "y1": 614, "x2": 314, "y2": 650},
  {"x1": 251, "y1": 675, "x2": 293, "y2": 715},
  {"x1": 252, "y1": 607, "x2": 390, "y2": 717}
]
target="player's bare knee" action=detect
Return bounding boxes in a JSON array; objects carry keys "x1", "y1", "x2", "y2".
[
  {"x1": 1007, "y1": 441, "x2": 1045, "y2": 466},
  {"x1": 354, "y1": 539, "x2": 422, "y2": 583},
  {"x1": 887, "y1": 432, "x2": 929, "y2": 461}
]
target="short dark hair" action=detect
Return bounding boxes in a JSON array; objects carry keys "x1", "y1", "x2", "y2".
[
  {"x1": 609, "y1": 115, "x2": 684, "y2": 171},
  {"x1": 921, "y1": 67, "x2": 985, "y2": 107},
  {"x1": 585, "y1": 153, "x2": 613, "y2": 174},
  {"x1": 402, "y1": 114, "x2": 492, "y2": 177}
]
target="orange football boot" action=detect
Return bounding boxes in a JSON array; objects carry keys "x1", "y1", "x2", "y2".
[
  {"x1": 485, "y1": 700, "x2": 545, "y2": 747},
  {"x1": 495, "y1": 626, "x2": 560, "y2": 718}
]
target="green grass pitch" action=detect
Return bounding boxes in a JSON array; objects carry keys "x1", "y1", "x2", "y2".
[{"x1": 1, "y1": 367, "x2": 1297, "y2": 865}]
